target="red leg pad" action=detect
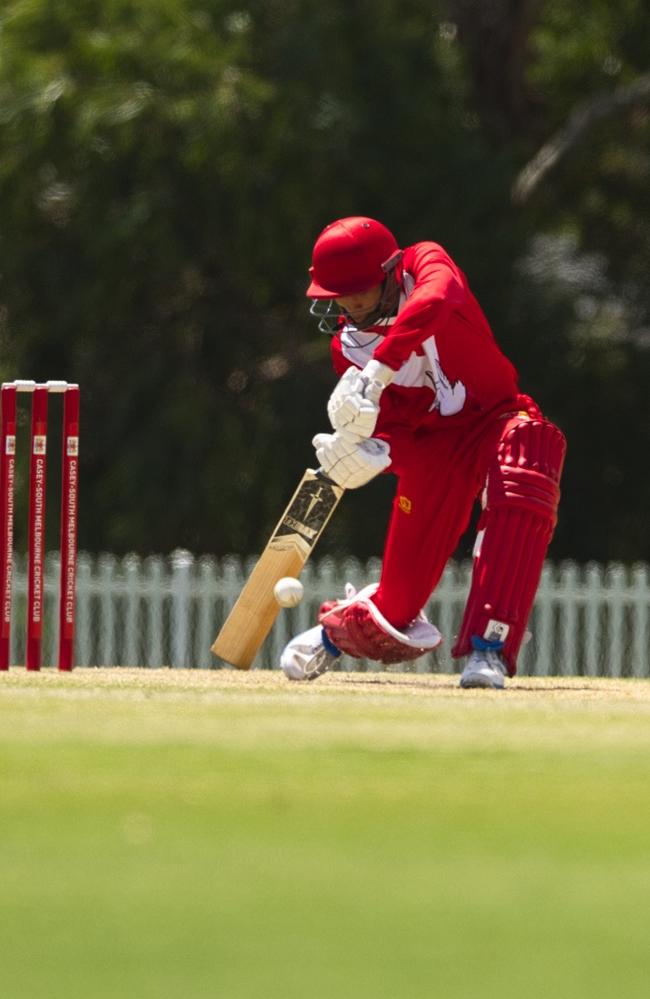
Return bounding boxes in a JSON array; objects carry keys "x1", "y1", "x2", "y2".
[
  {"x1": 320, "y1": 603, "x2": 424, "y2": 663},
  {"x1": 318, "y1": 592, "x2": 441, "y2": 664},
  {"x1": 452, "y1": 417, "x2": 567, "y2": 673}
]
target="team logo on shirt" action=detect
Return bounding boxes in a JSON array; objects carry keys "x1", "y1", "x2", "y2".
[
  {"x1": 424, "y1": 338, "x2": 466, "y2": 416},
  {"x1": 398, "y1": 495, "x2": 412, "y2": 514}
]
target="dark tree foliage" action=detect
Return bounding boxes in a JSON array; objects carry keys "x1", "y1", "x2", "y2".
[{"x1": 0, "y1": 1, "x2": 648, "y2": 561}]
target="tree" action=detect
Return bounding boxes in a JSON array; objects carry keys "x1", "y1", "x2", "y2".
[
  {"x1": 444, "y1": 0, "x2": 650, "y2": 560},
  {"x1": 0, "y1": 0, "x2": 648, "y2": 561}
]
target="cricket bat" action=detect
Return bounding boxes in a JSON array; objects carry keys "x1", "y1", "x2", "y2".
[{"x1": 211, "y1": 469, "x2": 344, "y2": 669}]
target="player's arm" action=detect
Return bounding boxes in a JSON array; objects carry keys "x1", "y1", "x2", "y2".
[
  {"x1": 326, "y1": 244, "x2": 467, "y2": 437},
  {"x1": 372, "y1": 242, "x2": 466, "y2": 370}
]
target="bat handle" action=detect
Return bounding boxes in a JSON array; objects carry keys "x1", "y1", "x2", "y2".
[{"x1": 315, "y1": 467, "x2": 338, "y2": 486}]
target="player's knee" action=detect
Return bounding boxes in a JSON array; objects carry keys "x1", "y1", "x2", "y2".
[
  {"x1": 490, "y1": 419, "x2": 566, "y2": 523},
  {"x1": 499, "y1": 418, "x2": 566, "y2": 479}
]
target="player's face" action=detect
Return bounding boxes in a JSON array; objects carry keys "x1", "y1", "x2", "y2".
[{"x1": 335, "y1": 284, "x2": 383, "y2": 325}]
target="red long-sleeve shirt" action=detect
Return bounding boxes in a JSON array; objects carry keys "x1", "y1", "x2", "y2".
[{"x1": 330, "y1": 241, "x2": 520, "y2": 434}]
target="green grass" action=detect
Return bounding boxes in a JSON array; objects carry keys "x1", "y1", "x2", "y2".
[{"x1": 1, "y1": 668, "x2": 650, "y2": 999}]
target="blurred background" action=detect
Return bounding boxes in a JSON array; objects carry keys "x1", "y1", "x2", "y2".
[{"x1": 1, "y1": 0, "x2": 648, "y2": 564}]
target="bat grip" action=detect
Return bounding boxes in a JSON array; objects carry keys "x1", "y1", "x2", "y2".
[{"x1": 315, "y1": 468, "x2": 338, "y2": 487}]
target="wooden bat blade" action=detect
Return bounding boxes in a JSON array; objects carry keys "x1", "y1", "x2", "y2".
[{"x1": 212, "y1": 469, "x2": 343, "y2": 669}]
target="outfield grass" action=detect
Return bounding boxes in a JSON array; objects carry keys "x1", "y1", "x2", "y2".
[{"x1": 1, "y1": 668, "x2": 650, "y2": 999}]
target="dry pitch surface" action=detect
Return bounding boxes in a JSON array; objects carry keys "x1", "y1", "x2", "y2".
[
  {"x1": 3, "y1": 664, "x2": 650, "y2": 703},
  {"x1": 2, "y1": 666, "x2": 650, "y2": 750}
]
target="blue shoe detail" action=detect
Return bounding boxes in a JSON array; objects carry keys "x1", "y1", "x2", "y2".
[
  {"x1": 471, "y1": 634, "x2": 505, "y2": 652},
  {"x1": 321, "y1": 628, "x2": 341, "y2": 658}
]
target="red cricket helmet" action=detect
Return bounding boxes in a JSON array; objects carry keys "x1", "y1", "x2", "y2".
[{"x1": 306, "y1": 217, "x2": 402, "y2": 298}]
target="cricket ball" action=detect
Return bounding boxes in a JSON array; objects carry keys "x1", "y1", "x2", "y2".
[{"x1": 273, "y1": 577, "x2": 304, "y2": 608}]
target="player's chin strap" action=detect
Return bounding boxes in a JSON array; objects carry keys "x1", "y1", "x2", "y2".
[{"x1": 309, "y1": 260, "x2": 403, "y2": 336}]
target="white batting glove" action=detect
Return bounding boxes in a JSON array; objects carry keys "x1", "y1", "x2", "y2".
[
  {"x1": 327, "y1": 360, "x2": 395, "y2": 438},
  {"x1": 313, "y1": 431, "x2": 391, "y2": 490}
]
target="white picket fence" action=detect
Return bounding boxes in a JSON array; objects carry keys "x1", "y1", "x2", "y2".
[{"x1": 4, "y1": 552, "x2": 650, "y2": 676}]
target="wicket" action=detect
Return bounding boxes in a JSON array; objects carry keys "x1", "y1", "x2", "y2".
[{"x1": 0, "y1": 380, "x2": 80, "y2": 671}]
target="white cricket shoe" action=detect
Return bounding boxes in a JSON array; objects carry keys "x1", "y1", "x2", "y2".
[
  {"x1": 280, "y1": 626, "x2": 340, "y2": 682},
  {"x1": 459, "y1": 649, "x2": 508, "y2": 689}
]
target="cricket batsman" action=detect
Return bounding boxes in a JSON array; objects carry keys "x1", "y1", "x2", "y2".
[{"x1": 281, "y1": 217, "x2": 566, "y2": 688}]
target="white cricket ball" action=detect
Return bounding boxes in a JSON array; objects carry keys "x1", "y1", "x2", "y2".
[{"x1": 273, "y1": 577, "x2": 304, "y2": 608}]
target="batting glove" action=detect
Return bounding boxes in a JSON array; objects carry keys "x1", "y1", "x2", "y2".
[
  {"x1": 313, "y1": 431, "x2": 391, "y2": 489},
  {"x1": 327, "y1": 360, "x2": 395, "y2": 438}
]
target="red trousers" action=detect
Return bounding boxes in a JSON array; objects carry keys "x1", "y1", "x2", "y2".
[{"x1": 372, "y1": 398, "x2": 566, "y2": 671}]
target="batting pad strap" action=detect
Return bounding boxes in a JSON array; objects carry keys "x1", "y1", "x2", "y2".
[
  {"x1": 471, "y1": 635, "x2": 505, "y2": 652},
  {"x1": 321, "y1": 628, "x2": 342, "y2": 658},
  {"x1": 365, "y1": 600, "x2": 442, "y2": 650},
  {"x1": 490, "y1": 466, "x2": 561, "y2": 523}
]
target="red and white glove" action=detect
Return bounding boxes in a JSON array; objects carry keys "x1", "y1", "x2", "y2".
[
  {"x1": 318, "y1": 584, "x2": 442, "y2": 665},
  {"x1": 313, "y1": 431, "x2": 391, "y2": 489},
  {"x1": 327, "y1": 360, "x2": 395, "y2": 438}
]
